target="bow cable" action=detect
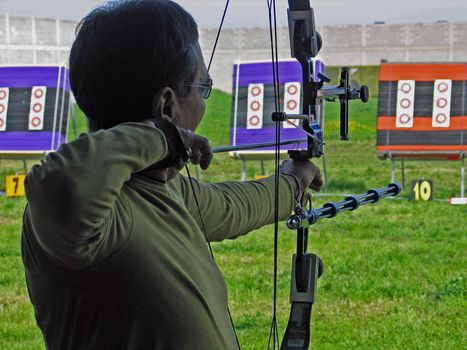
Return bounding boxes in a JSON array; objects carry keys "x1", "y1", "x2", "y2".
[
  {"x1": 185, "y1": 1, "x2": 240, "y2": 349},
  {"x1": 186, "y1": 0, "x2": 286, "y2": 349},
  {"x1": 266, "y1": 0, "x2": 282, "y2": 349},
  {"x1": 207, "y1": 0, "x2": 231, "y2": 73}
]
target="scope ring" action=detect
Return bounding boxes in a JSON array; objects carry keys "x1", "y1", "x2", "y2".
[
  {"x1": 367, "y1": 189, "x2": 381, "y2": 203},
  {"x1": 345, "y1": 196, "x2": 360, "y2": 210},
  {"x1": 323, "y1": 202, "x2": 339, "y2": 217}
]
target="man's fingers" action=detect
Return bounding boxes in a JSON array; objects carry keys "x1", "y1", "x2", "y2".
[
  {"x1": 190, "y1": 152, "x2": 202, "y2": 165},
  {"x1": 189, "y1": 134, "x2": 212, "y2": 170},
  {"x1": 199, "y1": 152, "x2": 213, "y2": 170},
  {"x1": 309, "y1": 167, "x2": 323, "y2": 191},
  {"x1": 309, "y1": 177, "x2": 323, "y2": 191}
]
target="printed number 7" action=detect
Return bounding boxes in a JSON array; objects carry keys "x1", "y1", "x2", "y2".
[{"x1": 13, "y1": 177, "x2": 19, "y2": 194}]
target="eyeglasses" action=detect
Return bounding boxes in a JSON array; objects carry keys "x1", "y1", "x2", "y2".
[{"x1": 183, "y1": 78, "x2": 213, "y2": 100}]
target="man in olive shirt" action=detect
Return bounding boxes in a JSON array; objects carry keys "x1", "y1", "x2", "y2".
[{"x1": 22, "y1": 1, "x2": 322, "y2": 349}]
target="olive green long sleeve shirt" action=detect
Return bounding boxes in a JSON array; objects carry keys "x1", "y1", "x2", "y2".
[{"x1": 22, "y1": 122, "x2": 295, "y2": 349}]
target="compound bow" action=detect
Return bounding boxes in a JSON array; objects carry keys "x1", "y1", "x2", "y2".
[{"x1": 200, "y1": 1, "x2": 401, "y2": 349}]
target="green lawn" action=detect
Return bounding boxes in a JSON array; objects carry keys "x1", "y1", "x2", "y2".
[{"x1": 0, "y1": 90, "x2": 465, "y2": 349}]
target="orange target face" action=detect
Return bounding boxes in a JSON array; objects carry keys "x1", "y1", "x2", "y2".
[
  {"x1": 437, "y1": 82, "x2": 449, "y2": 93},
  {"x1": 398, "y1": 114, "x2": 411, "y2": 124},
  {"x1": 401, "y1": 83, "x2": 412, "y2": 93},
  {"x1": 400, "y1": 98, "x2": 411, "y2": 108},
  {"x1": 435, "y1": 113, "x2": 447, "y2": 124},
  {"x1": 436, "y1": 98, "x2": 448, "y2": 108}
]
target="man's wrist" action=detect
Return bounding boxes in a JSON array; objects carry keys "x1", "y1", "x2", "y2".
[{"x1": 281, "y1": 173, "x2": 302, "y2": 199}]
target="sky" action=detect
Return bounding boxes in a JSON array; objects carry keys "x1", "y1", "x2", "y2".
[{"x1": 0, "y1": 0, "x2": 466, "y2": 28}]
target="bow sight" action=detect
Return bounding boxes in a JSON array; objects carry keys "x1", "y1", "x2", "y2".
[{"x1": 272, "y1": 0, "x2": 369, "y2": 159}]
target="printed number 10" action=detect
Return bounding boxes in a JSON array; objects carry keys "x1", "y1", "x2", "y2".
[{"x1": 412, "y1": 180, "x2": 433, "y2": 201}]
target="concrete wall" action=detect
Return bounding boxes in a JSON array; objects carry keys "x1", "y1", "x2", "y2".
[
  {"x1": 1, "y1": 14, "x2": 466, "y2": 92},
  {"x1": 0, "y1": 15, "x2": 75, "y2": 65},
  {"x1": 200, "y1": 22, "x2": 467, "y2": 91}
]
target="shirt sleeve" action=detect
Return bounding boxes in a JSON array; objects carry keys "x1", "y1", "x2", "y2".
[
  {"x1": 174, "y1": 175, "x2": 295, "y2": 241},
  {"x1": 25, "y1": 122, "x2": 170, "y2": 268}
]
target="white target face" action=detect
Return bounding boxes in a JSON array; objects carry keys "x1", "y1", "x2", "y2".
[
  {"x1": 432, "y1": 79, "x2": 451, "y2": 128},
  {"x1": 396, "y1": 80, "x2": 415, "y2": 128},
  {"x1": 0, "y1": 87, "x2": 9, "y2": 132},
  {"x1": 29, "y1": 86, "x2": 47, "y2": 130},
  {"x1": 283, "y1": 82, "x2": 301, "y2": 129},
  {"x1": 246, "y1": 84, "x2": 264, "y2": 130}
]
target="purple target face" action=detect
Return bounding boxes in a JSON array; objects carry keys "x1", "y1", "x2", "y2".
[
  {"x1": 31, "y1": 116, "x2": 42, "y2": 127},
  {"x1": 32, "y1": 103, "x2": 43, "y2": 113},
  {"x1": 34, "y1": 89, "x2": 44, "y2": 98},
  {"x1": 251, "y1": 86, "x2": 262, "y2": 97},
  {"x1": 287, "y1": 100, "x2": 297, "y2": 110},
  {"x1": 250, "y1": 101, "x2": 261, "y2": 111},
  {"x1": 287, "y1": 84, "x2": 298, "y2": 95},
  {"x1": 249, "y1": 115, "x2": 260, "y2": 126}
]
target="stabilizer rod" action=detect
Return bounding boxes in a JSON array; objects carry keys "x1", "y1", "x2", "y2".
[{"x1": 287, "y1": 183, "x2": 402, "y2": 229}]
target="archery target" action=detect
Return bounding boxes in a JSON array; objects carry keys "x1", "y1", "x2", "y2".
[
  {"x1": 0, "y1": 87, "x2": 9, "y2": 131},
  {"x1": 283, "y1": 82, "x2": 301, "y2": 129},
  {"x1": 247, "y1": 83, "x2": 264, "y2": 129},
  {"x1": 396, "y1": 80, "x2": 415, "y2": 128},
  {"x1": 29, "y1": 86, "x2": 47, "y2": 130},
  {"x1": 432, "y1": 79, "x2": 452, "y2": 128}
]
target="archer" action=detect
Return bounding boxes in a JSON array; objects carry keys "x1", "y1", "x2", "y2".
[{"x1": 21, "y1": 1, "x2": 323, "y2": 349}]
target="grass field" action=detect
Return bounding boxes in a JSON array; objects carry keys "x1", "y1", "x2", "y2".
[{"x1": 0, "y1": 90, "x2": 466, "y2": 349}]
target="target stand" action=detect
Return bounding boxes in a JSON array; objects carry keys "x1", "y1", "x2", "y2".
[
  {"x1": 0, "y1": 65, "x2": 72, "y2": 172},
  {"x1": 231, "y1": 59, "x2": 328, "y2": 182},
  {"x1": 377, "y1": 62, "x2": 466, "y2": 198}
]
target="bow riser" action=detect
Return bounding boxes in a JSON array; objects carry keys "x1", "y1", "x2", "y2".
[{"x1": 280, "y1": 1, "x2": 371, "y2": 350}]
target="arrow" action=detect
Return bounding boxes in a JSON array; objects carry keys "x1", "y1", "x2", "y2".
[{"x1": 211, "y1": 138, "x2": 306, "y2": 153}]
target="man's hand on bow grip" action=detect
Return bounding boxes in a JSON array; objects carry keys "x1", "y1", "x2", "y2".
[
  {"x1": 280, "y1": 159, "x2": 323, "y2": 197},
  {"x1": 177, "y1": 128, "x2": 213, "y2": 170}
]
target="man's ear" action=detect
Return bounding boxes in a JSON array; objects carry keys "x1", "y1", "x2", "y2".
[{"x1": 151, "y1": 87, "x2": 181, "y2": 123}]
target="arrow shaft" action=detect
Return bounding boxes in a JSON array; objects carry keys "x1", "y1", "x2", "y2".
[{"x1": 211, "y1": 138, "x2": 306, "y2": 153}]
